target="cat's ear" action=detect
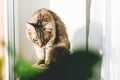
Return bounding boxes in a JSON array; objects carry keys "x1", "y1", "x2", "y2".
[
  {"x1": 27, "y1": 22, "x2": 37, "y2": 27},
  {"x1": 27, "y1": 19, "x2": 43, "y2": 28},
  {"x1": 26, "y1": 22, "x2": 35, "y2": 30}
]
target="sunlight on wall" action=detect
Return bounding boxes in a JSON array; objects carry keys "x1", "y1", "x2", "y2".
[{"x1": 50, "y1": 0, "x2": 86, "y2": 50}]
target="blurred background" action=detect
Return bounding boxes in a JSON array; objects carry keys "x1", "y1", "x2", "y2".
[
  {"x1": 0, "y1": 0, "x2": 5, "y2": 80},
  {"x1": 0, "y1": 0, "x2": 120, "y2": 80}
]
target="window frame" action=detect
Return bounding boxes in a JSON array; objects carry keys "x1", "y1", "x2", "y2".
[{"x1": 5, "y1": 0, "x2": 16, "y2": 80}]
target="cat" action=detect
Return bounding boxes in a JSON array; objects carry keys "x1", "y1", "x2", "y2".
[{"x1": 26, "y1": 8, "x2": 70, "y2": 66}]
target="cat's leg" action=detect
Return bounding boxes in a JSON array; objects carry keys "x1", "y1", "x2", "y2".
[
  {"x1": 34, "y1": 46, "x2": 45, "y2": 65},
  {"x1": 45, "y1": 47, "x2": 53, "y2": 65}
]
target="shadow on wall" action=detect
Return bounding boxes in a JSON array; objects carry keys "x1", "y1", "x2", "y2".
[
  {"x1": 72, "y1": 21, "x2": 103, "y2": 51},
  {"x1": 71, "y1": 25, "x2": 86, "y2": 50},
  {"x1": 89, "y1": 21, "x2": 103, "y2": 51},
  {"x1": 71, "y1": 21, "x2": 104, "y2": 80}
]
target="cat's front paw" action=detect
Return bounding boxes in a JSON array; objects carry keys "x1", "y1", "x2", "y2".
[
  {"x1": 36, "y1": 60, "x2": 45, "y2": 65},
  {"x1": 45, "y1": 60, "x2": 52, "y2": 66},
  {"x1": 32, "y1": 63, "x2": 48, "y2": 70}
]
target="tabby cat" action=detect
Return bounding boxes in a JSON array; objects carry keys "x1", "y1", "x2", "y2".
[{"x1": 26, "y1": 8, "x2": 70, "y2": 66}]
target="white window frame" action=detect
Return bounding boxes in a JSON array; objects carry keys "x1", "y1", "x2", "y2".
[
  {"x1": 103, "y1": 0, "x2": 111, "y2": 80},
  {"x1": 4, "y1": 0, "x2": 16, "y2": 80}
]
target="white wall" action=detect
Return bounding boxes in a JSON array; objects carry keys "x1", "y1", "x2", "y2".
[
  {"x1": 50, "y1": 0, "x2": 86, "y2": 51},
  {"x1": 110, "y1": 0, "x2": 120, "y2": 80}
]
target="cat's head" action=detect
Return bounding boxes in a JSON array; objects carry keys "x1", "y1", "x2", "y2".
[{"x1": 26, "y1": 8, "x2": 57, "y2": 47}]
